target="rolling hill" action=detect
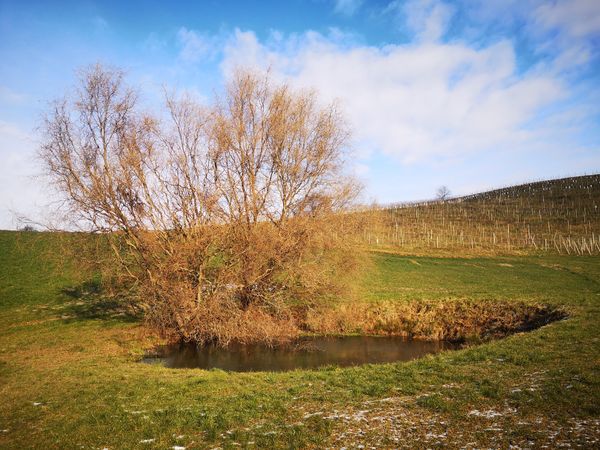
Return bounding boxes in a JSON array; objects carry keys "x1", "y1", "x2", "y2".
[{"x1": 365, "y1": 174, "x2": 600, "y2": 254}]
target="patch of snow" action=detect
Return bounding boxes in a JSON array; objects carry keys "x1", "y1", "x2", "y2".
[
  {"x1": 425, "y1": 432, "x2": 447, "y2": 439},
  {"x1": 468, "y1": 409, "x2": 503, "y2": 418},
  {"x1": 468, "y1": 407, "x2": 516, "y2": 419},
  {"x1": 353, "y1": 410, "x2": 370, "y2": 419}
]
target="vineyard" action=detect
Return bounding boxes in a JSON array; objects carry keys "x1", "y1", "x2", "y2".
[{"x1": 363, "y1": 174, "x2": 600, "y2": 254}]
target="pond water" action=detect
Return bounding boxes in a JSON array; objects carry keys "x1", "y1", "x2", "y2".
[{"x1": 142, "y1": 336, "x2": 460, "y2": 372}]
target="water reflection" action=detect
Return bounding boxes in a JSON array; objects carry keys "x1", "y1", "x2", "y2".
[{"x1": 142, "y1": 336, "x2": 460, "y2": 372}]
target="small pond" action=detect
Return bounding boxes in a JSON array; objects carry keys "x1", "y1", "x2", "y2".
[{"x1": 142, "y1": 336, "x2": 461, "y2": 372}]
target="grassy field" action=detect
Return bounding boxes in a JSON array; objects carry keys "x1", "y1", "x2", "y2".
[{"x1": 1, "y1": 230, "x2": 599, "y2": 448}]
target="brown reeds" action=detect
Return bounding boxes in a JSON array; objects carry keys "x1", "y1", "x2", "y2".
[{"x1": 304, "y1": 299, "x2": 566, "y2": 341}]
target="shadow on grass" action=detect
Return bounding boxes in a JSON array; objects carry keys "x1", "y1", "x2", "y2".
[{"x1": 60, "y1": 280, "x2": 142, "y2": 323}]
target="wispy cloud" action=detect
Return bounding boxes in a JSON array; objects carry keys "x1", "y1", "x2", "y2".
[
  {"x1": 534, "y1": 0, "x2": 600, "y2": 38},
  {"x1": 462, "y1": 0, "x2": 600, "y2": 72},
  {"x1": 400, "y1": 0, "x2": 455, "y2": 42},
  {"x1": 532, "y1": 0, "x2": 600, "y2": 72},
  {"x1": 93, "y1": 16, "x2": 109, "y2": 31},
  {"x1": 333, "y1": 0, "x2": 363, "y2": 16},
  {"x1": 0, "y1": 86, "x2": 26, "y2": 105},
  {"x1": 143, "y1": 32, "x2": 168, "y2": 52},
  {"x1": 177, "y1": 27, "x2": 221, "y2": 63},
  {"x1": 0, "y1": 120, "x2": 45, "y2": 229}
]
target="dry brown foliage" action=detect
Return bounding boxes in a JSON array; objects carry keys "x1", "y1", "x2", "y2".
[
  {"x1": 40, "y1": 64, "x2": 363, "y2": 345},
  {"x1": 304, "y1": 299, "x2": 565, "y2": 341}
]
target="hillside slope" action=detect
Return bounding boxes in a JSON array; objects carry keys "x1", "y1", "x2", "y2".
[{"x1": 366, "y1": 175, "x2": 600, "y2": 254}]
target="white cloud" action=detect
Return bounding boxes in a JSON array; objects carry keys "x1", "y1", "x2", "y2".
[
  {"x1": 143, "y1": 32, "x2": 167, "y2": 52},
  {"x1": 0, "y1": 120, "x2": 28, "y2": 142},
  {"x1": 463, "y1": 0, "x2": 600, "y2": 38},
  {"x1": 221, "y1": 29, "x2": 566, "y2": 163},
  {"x1": 0, "y1": 86, "x2": 26, "y2": 105},
  {"x1": 353, "y1": 162, "x2": 370, "y2": 176},
  {"x1": 93, "y1": 16, "x2": 109, "y2": 31},
  {"x1": 0, "y1": 121, "x2": 47, "y2": 229},
  {"x1": 534, "y1": 0, "x2": 600, "y2": 38},
  {"x1": 532, "y1": 0, "x2": 600, "y2": 71},
  {"x1": 466, "y1": 0, "x2": 600, "y2": 71},
  {"x1": 221, "y1": 29, "x2": 267, "y2": 73},
  {"x1": 177, "y1": 27, "x2": 220, "y2": 63},
  {"x1": 334, "y1": 0, "x2": 363, "y2": 16},
  {"x1": 402, "y1": 0, "x2": 454, "y2": 42}
]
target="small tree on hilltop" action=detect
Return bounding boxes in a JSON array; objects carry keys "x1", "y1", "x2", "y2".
[{"x1": 436, "y1": 185, "x2": 451, "y2": 201}]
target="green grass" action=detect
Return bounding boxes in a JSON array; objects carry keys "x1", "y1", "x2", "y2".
[{"x1": 1, "y1": 231, "x2": 599, "y2": 448}]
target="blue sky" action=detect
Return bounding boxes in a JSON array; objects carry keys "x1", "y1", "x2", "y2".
[{"x1": 1, "y1": 0, "x2": 599, "y2": 228}]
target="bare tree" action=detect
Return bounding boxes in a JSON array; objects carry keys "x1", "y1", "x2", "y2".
[
  {"x1": 40, "y1": 64, "x2": 362, "y2": 345},
  {"x1": 436, "y1": 185, "x2": 451, "y2": 201}
]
